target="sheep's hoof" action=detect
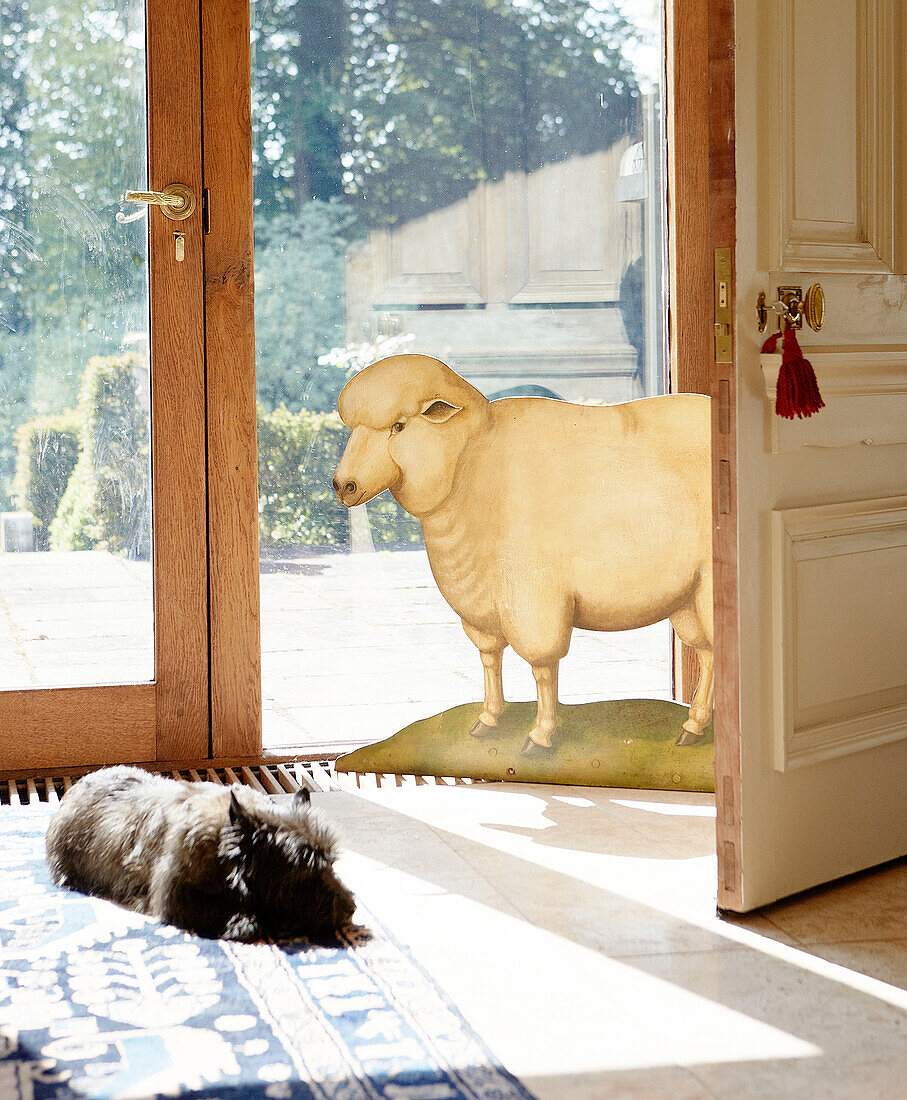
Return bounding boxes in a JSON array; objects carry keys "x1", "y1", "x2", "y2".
[
  {"x1": 469, "y1": 719, "x2": 499, "y2": 739},
  {"x1": 520, "y1": 736, "x2": 555, "y2": 759},
  {"x1": 675, "y1": 728, "x2": 704, "y2": 747}
]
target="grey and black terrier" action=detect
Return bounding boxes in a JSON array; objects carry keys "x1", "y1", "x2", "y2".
[{"x1": 45, "y1": 765, "x2": 356, "y2": 944}]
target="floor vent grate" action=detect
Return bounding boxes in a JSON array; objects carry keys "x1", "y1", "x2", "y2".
[
  {"x1": 333, "y1": 772, "x2": 490, "y2": 790},
  {"x1": 0, "y1": 762, "x2": 494, "y2": 806},
  {"x1": 0, "y1": 760, "x2": 338, "y2": 807}
]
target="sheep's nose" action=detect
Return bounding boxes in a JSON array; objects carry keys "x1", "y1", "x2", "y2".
[{"x1": 332, "y1": 476, "x2": 357, "y2": 502}]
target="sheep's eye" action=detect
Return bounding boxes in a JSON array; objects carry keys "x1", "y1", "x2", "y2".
[{"x1": 391, "y1": 421, "x2": 405, "y2": 435}]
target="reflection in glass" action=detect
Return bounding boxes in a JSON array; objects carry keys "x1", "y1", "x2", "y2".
[
  {"x1": 252, "y1": 0, "x2": 670, "y2": 749},
  {"x1": 0, "y1": 1, "x2": 153, "y2": 688}
]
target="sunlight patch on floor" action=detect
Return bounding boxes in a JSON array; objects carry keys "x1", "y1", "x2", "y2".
[
  {"x1": 325, "y1": 783, "x2": 907, "y2": 1097},
  {"x1": 336, "y1": 784, "x2": 907, "y2": 1010},
  {"x1": 342, "y1": 851, "x2": 821, "y2": 1078},
  {"x1": 610, "y1": 798, "x2": 717, "y2": 817}
]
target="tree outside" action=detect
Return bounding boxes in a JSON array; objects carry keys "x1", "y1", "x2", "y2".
[{"x1": 1, "y1": 0, "x2": 650, "y2": 537}]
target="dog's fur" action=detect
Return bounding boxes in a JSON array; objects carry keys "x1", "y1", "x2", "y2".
[{"x1": 45, "y1": 765, "x2": 356, "y2": 944}]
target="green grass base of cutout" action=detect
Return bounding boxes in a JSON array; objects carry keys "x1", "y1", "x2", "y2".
[{"x1": 336, "y1": 698, "x2": 714, "y2": 792}]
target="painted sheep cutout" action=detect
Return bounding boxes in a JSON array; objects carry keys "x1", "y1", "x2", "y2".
[{"x1": 333, "y1": 354, "x2": 713, "y2": 757}]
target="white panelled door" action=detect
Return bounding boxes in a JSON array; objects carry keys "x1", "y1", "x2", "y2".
[{"x1": 730, "y1": 0, "x2": 907, "y2": 908}]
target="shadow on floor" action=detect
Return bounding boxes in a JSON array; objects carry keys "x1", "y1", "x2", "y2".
[{"x1": 479, "y1": 792, "x2": 716, "y2": 858}]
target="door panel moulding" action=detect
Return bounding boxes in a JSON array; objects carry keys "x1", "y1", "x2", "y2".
[
  {"x1": 760, "y1": 348, "x2": 907, "y2": 452},
  {"x1": 772, "y1": 495, "x2": 907, "y2": 771},
  {"x1": 762, "y1": 0, "x2": 900, "y2": 273}
]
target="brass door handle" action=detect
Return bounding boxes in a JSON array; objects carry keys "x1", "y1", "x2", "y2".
[
  {"x1": 120, "y1": 183, "x2": 196, "y2": 221},
  {"x1": 756, "y1": 283, "x2": 825, "y2": 332}
]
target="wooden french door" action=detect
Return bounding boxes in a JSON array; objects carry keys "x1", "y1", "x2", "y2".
[{"x1": 0, "y1": 0, "x2": 256, "y2": 771}]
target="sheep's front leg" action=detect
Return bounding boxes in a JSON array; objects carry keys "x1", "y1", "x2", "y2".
[
  {"x1": 522, "y1": 661, "x2": 559, "y2": 756},
  {"x1": 462, "y1": 622, "x2": 507, "y2": 737}
]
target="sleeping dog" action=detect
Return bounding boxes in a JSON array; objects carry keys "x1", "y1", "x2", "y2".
[{"x1": 45, "y1": 765, "x2": 356, "y2": 944}]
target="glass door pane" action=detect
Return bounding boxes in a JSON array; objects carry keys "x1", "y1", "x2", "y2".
[
  {"x1": 0, "y1": 0, "x2": 208, "y2": 772},
  {"x1": 0, "y1": 0, "x2": 153, "y2": 689},
  {"x1": 251, "y1": 0, "x2": 670, "y2": 751}
]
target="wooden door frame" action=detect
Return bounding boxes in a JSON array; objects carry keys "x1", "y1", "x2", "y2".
[
  {"x1": 666, "y1": 0, "x2": 710, "y2": 709},
  {"x1": 666, "y1": 0, "x2": 741, "y2": 909},
  {"x1": 0, "y1": 0, "x2": 210, "y2": 772}
]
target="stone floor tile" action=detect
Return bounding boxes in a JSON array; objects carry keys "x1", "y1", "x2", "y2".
[
  {"x1": 758, "y1": 858, "x2": 907, "y2": 944},
  {"x1": 323, "y1": 784, "x2": 907, "y2": 1100}
]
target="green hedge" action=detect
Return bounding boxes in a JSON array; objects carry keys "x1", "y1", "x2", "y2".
[
  {"x1": 50, "y1": 352, "x2": 151, "y2": 558},
  {"x1": 12, "y1": 412, "x2": 81, "y2": 551},
  {"x1": 257, "y1": 405, "x2": 421, "y2": 548},
  {"x1": 258, "y1": 406, "x2": 348, "y2": 547},
  {"x1": 14, "y1": 357, "x2": 419, "y2": 555}
]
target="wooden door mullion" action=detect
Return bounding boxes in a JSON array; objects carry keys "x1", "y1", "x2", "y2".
[
  {"x1": 147, "y1": 0, "x2": 210, "y2": 760},
  {"x1": 200, "y1": 0, "x2": 262, "y2": 758}
]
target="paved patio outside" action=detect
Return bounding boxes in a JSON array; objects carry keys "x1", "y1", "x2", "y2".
[{"x1": 0, "y1": 548, "x2": 672, "y2": 750}]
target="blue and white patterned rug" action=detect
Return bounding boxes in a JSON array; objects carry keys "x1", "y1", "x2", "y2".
[{"x1": 0, "y1": 806, "x2": 534, "y2": 1100}]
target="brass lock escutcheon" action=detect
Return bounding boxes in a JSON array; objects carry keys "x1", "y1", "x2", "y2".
[
  {"x1": 757, "y1": 283, "x2": 825, "y2": 332},
  {"x1": 121, "y1": 183, "x2": 196, "y2": 221}
]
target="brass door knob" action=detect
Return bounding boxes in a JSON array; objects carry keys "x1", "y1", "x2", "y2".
[
  {"x1": 120, "y1": 183, "x2": 196, "y2": 221},
  {"x1": 802, "y1": 283, "x2": 826, "y2": 331}
]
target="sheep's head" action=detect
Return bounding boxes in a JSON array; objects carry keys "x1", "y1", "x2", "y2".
[{"x1": 334, "y1": 354, "x2": 489, "y2": 519}]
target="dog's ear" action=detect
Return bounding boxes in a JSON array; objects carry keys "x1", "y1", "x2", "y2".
[
  {"x1": 293, "y1": 787, "x2": 311, "y2": 808},
  {"x1": 228, "y1": 788, "x2": 254, "y2": 829},
  {"x1": 221, "y1": 791, "x2": 255, "y2": 895}
]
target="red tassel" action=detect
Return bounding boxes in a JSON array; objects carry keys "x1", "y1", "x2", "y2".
[
  {"x1": 776, "y1": 326, "x2": 824, "y2": 419},
  {"x1": 763, "y1": 326, "x2": 825, "y2": 419}
]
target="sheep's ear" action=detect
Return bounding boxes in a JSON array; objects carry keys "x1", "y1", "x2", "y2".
[{"x1": 420, "y1": 399, "x2": 463, "y2": 424}]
